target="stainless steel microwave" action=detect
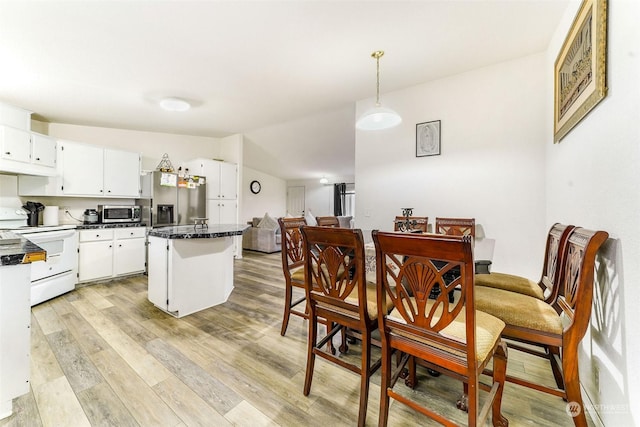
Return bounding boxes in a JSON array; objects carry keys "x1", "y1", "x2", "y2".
[{"x1": 98, "y1": 205, "x2": 142, "y2": 223}]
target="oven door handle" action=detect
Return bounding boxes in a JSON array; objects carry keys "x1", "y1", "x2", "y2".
[{"x1": 25, "y1": 230, "x2": 76, "y2": 243}]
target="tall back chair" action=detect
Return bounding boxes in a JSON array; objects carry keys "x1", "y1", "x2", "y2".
[
  {"x1": 372, "y1": 231, "x2": 509, "y2": 426},
  {"x1": 435, "y1": 217, "x2": 476, "y2": 238},
  {"x1": 475, "y1": 223, "x2": 575, "y2": 302},
  {"x1": 474, "y1": 227, "x2": 609, "y2": 427},
  {"x1": 278, "y1": 217, "x2": 307, "y2": 336},
  {"x1": 301, "y1": 226, "x2": 385, "y2": 427},
  {"x1": 393, "y1": 216, "x2": 428, "y2": 233},
  {"x1": 315, "y1": 216, "x2": 339, "y2": 227}
]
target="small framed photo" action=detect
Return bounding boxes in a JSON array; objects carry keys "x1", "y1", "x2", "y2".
[{"x1": 416, "y1": 120, "x2": 441, "y2": 157}]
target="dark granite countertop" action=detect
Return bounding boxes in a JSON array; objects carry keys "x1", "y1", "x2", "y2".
[
  {"x1": 0, "y1": 231, "x2": 46, "y2": 266},
  {"x1": 148, "y1": 224, "x2": 249, "y2": 239},
  {"x1": 76, "y1": 223, "x2": 147, "y2": 230}
]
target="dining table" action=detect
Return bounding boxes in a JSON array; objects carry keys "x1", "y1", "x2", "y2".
[{"x1": 362, "y1": 230, "x2": 495, "y2": 283}]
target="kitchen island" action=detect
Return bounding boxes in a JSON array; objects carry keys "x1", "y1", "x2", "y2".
[
  {"x1": 0, "y1": 231, "x2": 46, "y2": 419},
  {"x1": 147, "y1": 224, "x2": 249, "y2": 318}
]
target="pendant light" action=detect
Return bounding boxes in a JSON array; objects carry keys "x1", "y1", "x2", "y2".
[{"x1": 356, "y1": 51, "x2": 402, "y2": 131}]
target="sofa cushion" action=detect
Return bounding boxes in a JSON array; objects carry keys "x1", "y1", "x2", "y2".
[
  {"x1": 257, "y1": 212, "x2": 278, "y2": 231},
  {"x1": 304, "y1": 210, "x2": 317, "y2": 226}
]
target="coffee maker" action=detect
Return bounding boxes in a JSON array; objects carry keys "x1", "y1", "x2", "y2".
[{"x1": 22, "y1": 201, "x2": 45, "y2": 227}]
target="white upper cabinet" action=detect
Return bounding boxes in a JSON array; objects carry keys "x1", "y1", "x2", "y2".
[
  {"x1": 30, "y1": 132, "x2": 57, "y2": 168},
  {"x1": 0, "y1": 126, "x2": 31, "y2": 164},
  {"x1": 19, "y1": 140, "x2": 140, "y2": 198},
  {"x1": 186, "y1": 158, "x2": 237, "y2": 200},
  {"x1": 0, "y1": 103, "x2": 31, "y2": 130},
  {"x1": 0, "y1": 126, "x2": 58, "y2": 176},
  {"x1": 61, "y1": 141, "x2": 140, "y2": 197},
  {"x1": 103, "y1": 148, "x2": 141, "y2": 197},
  {"x1": 61, "y1": 141, "x2": 104, "y2": 196}
]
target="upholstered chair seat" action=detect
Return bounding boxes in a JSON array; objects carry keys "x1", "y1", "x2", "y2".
[
  {"x1": 474, "y1": 287, "x2": 563, "y2": 335},
  {"x1": 388, "y1": 298, "x2": 505, "y2": 363},
  {"x1": 475, "y1": 272, "x2": 544, "y2": 300}
]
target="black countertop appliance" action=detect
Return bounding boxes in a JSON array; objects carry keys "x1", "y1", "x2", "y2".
[{"x1": 22, "y1": 201, "x2": 45, "y2": 227}]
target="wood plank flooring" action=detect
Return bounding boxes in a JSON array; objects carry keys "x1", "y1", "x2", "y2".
[{"x1": 1, "y1": 250, "x2": 594, "y2": 426}]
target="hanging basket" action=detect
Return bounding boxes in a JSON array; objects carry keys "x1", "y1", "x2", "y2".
[{"x1": 156, "y1": 153, "x2": 174, "y2": 172}]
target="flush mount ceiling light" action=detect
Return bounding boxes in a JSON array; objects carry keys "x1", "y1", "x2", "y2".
[
  {"x1": 319, "y1": 176, "x2": 329, "y2": 184},
  {"x1": 159, "y1": 97, "x2": 191, "y2": 112},
  {"x1": 356, "y1": 51, "x2": 402, "y2": 131}
]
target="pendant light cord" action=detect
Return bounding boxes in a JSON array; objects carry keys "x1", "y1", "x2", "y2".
[{"x1": 372, "y1": 50, "x2": 384, "y2": 106}]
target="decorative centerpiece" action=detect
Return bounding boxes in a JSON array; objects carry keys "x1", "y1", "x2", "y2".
[{"x1": 397, "y1": 208, "x2": 418, "y2": 232}]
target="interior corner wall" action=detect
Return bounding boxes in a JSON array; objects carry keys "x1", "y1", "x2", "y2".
[
  {"x1": 545, "y1": 1, "x2": 640, "y2": 425},
  {"x1": 45, "y1": 122, "x2": 220, "y2": 171},
  {"x1": 242, "y1": 166, "x2": 287, "y2": 222},
  {"x1": 355, "y1": 53, "x2": 547, "y2": 278}
]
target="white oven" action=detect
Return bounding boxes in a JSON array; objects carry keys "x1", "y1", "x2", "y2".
[{"x1": 13, "y1": 226, "x2": 78, "y2": 306}]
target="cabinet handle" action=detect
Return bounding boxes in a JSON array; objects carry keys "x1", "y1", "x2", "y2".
[
  {"x1": 118, "y1": 244, "x2": 122, "y2": 247},
  {"x1": 109, "y1": 245, "x2": 112, "y2": 248},
  {"x1": 4, "y1": 152, "x2": 10, "y2": 155},
  {"x1": 96, "y1": 234, "x2": 100, "y2": 238},
  {"x1": 108, "y1": 190, "x2": 111, "y2": 193},
  {"x1": 36, "y1": 157, "x2": 40, "y2": 161}
]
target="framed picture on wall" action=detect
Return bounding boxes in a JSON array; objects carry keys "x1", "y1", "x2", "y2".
[
  {"x1": 553, "y1": 0, "x2": 607, "y2": 143},
  {"x1": 416, "y1": 120, "x2": 441, "y2": 157}
]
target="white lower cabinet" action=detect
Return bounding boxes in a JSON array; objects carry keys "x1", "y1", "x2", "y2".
[
  {"x1": 78, "y1": 227, "x2": 146, "y2": 283},
  {"x1": 113, "y1": 229, "x2": 146, "y2": 276}
]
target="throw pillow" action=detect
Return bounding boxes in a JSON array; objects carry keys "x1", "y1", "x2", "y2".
[
  {"x1": 257, "y1": 212, "x2": 279, "y2": 231},
  {"x1": 304, "y1": 209, "x2": 317, "y2": 226}
]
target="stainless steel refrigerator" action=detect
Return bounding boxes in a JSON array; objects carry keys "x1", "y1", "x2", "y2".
[{"x1": 137, "y1": 171, "x2": 206, "y2": 227}]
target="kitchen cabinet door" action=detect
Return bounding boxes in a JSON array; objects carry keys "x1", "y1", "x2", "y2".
[
  {"x1": 78, "y1": 240, "x2": 114, "y2": 282},
  {"x1": 219, "y1": 162, "x2": 237, "y2": 199},
  {"x1": 113, "y1": 228, "x2": 146, "y2": 276},
  {"x1": 61, "y1": 141, "x2": 104, "y2": 196},
  {"x1": 114, "y1": 237, "x2": 146, "y2": 276},
  {"x1": 0, "y1": 125, "x2": 31, "y2": 164},
  {"x1": 206, "y1": 200, "x2": 237, "y2": 225},
  {"x1": 147, "y1": 236, "x2": 169, "y2": 312},
  {"x1": 31, "y1": 133, "x2": 56, "y2": 167},
  {"x1": 104, "y1": 149, "x2": 140, "y2": 197}
]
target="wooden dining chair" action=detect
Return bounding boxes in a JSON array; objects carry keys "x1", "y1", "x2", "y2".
[
  {"x1": 372, "y1": 231, "x2": 509, "y2": 427},
  {"x1": 475, "y1": 223, "x2": 575, "y2": 302},
  {"x1": 315, "y1": 216, "x2": 340, "y2": 227},
  {"x1": 474, "y1": 227, "x2": 608, "y2": 427},
  {"x1": 300, "y1": 226, "x2": 389, "y2": 427},
  {"x1": 278, "y1": 217, "x2": 308, "y2": 336},
  {"x1": 435, "y1": 217, "x2": 476, "y2": 238},
  {"x1": 393, "y1": 216, "x2": 428, "y2": 233}
]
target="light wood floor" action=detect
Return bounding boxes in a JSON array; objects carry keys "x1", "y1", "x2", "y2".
[{"x1": 1, "y1": 250, "x2": 594, "y2": 426}]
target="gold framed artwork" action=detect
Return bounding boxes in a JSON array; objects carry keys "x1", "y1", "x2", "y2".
[{"x1": 554, "y1": 0, "x2": 607, "y2": 143}]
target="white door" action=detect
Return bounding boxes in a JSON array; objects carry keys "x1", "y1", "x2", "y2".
[
  {"x1": 219, "y1": 162, "x2": 237, "y2": 199},
  {"x1": 104, "y1": 148, "x2": 140, "y2": 197},
  {"x1": 219, "y1": 201, "x2": 237, "y2": 224},
  {"x1": 114, "y1": 238, "x2": 146, "y2": 275},
  {"x1": 287, "y1": 186, "x2": 305, "y2": 216},
  {"x1": 1, "y1": 126, "x2": 31, "y2": 163},
  {"x1": 31, "y1": 133, "x2": 57, "y2": 167},
  {"x1": 61, "y1": 141, "x2": 104, "y2": 196},
  {"x1": 78, "y1": 241, "x2": 113, "y2": 282}
]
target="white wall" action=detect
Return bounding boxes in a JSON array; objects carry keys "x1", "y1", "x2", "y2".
[
  {"x1": 242, "y1": 166, "x2": 287, "y2": 222},
  {"x1": 355, "y1": 54, "x2": 547, "y2": 278},
  {"x1": 546, "y1": 1, "x2": 639, "y2": 425}
]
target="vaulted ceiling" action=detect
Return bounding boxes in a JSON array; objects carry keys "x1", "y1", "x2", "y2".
[{"x1": 0, "y1": 0, "x2": 569, "y2": 180}]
